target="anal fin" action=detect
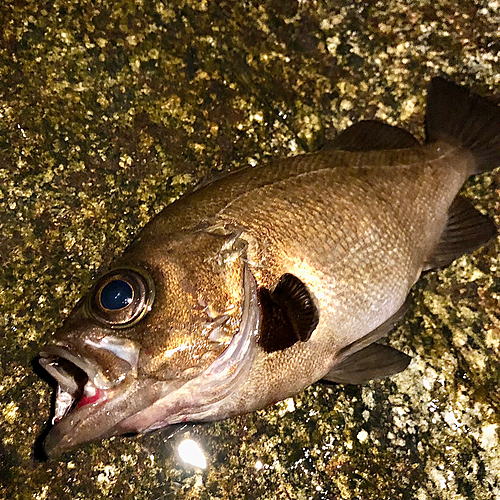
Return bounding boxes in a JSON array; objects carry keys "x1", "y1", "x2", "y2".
[
  {"x1": 425, "y1": 195, "x2": 497, "y2": 270},
  {"x1": 323, "y1": 344, "x2": 411, "y2": 385}
]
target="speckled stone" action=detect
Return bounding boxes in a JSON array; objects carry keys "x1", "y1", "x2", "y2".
[{"x1": 1, "y1": 1, "x2": 500, "y2": 499}]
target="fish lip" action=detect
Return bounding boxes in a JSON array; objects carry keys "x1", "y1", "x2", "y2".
[
  {"x1": 39, "y1": 264, "x2": 260, "y2": 455},
  {"x1": 42, "y1": 373, "x2": 139, "y2": 457},
  {"x1": 39, "y1": 344, "x2": 101, "y2": 427},
  {"x1": 42, "y1": 389, "x2": 108, "y2": 457}
]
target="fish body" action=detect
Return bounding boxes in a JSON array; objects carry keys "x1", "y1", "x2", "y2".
[
  {"x1": 127, "y1": 142, "x2": 467, "y2": 414},
  {"x1": 39, "y1": 78, "x2": 500, "y2": 456}
]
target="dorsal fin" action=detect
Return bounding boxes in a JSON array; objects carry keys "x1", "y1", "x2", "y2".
[
  {"x1": 424, "y1": 195, "x2": 497, "y2": 270},
  {"x1": 258, "y1": 274, "x2": 319, "y2": 353},
  {"x1": 324, "y1": 120, "x2": 420, "y2": 152}
]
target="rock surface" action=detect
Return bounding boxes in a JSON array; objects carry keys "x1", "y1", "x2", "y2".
[{"x1": 1, "y1": 1, "x2": 500, "y2": 499}]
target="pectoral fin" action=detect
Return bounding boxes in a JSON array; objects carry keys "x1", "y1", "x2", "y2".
[
  {"x1": 323, "y1": 344, "x2": 411, "y2": 385},
  {"x1": 258, "y1": 274, "x2": 319, "y2": 353}
]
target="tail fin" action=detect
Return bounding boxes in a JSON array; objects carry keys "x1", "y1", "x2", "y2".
[{"x1": 425, "y1": 77, "x2": 500, "y2": 174}]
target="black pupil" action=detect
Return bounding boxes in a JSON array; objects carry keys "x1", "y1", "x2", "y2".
[{"x1": 100, "y1": 279, "x2": 133, "y2": 310}]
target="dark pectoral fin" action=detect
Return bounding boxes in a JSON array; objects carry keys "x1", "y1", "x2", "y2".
[
  {"x1": 425, "y1": 195, "x2": 497, "y2": 270},
  {"x1": 324, "y1": 120, "x2": 420, "y2": 152},
  {"x1": 258, "y1": 274, "x2": 319, "y2": 353},
  {"x1": 323, "y1": 344, "x2": 411, "y2": 385}
]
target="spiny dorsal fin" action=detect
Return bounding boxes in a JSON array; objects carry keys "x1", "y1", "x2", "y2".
[
  {"x1": 258, "y1": 274, "x2": 319, "y2": 353},
  {"x1": 424, "y1": 195, "x2": 497, "y2": 270},
  {"x1": 324, "y1": 120, "x2": 420, "y2": 152},
  {"x1": 323, "y1": 344, "x2": 411, "y2": 385}
]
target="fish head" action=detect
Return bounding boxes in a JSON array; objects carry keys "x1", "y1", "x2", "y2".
[{"x1": 39, "y1": 225, "x2": 260, "y2": 456}]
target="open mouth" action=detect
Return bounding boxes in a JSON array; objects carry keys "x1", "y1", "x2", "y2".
[
  {"x1": 39, "y1": 345, "x2": 111, "y2": 425},
  {"x1": 38, "y1": 338, "x2": 146, "y2": 457},
  {"x1": 40, "y1": 333, "x2": 141, "y2": 417}
]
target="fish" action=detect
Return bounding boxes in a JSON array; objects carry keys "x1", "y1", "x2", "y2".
[{"x1": 38, "y1": 78, "x2": 500, "y2": 456}]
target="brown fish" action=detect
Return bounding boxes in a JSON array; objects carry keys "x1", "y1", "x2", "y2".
[{"x1": 39, "y1": 78, "x2": 499, "y2": 456}]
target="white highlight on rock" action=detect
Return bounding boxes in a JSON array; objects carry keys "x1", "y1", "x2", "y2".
[
  {"x1": 357, "y1": 430, "x2": 369, "y2": 443},
  {"x1": 278, "y1": 397, "x2": 295, "y2": 416},
  {"x1": 480, "y1": 423, "x2": 498, "y2": 450},
  {"x1": 178, "y1": 439, "x2": 207, "y2": 469},
  {"x1": 443, "y1": 410, "x2": 462, "y2": 430}
]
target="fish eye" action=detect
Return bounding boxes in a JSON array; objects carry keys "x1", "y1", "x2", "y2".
[
  {"x1": 100, "y1": 280, "x2": 134, "y2": 310},
  {"x1": 87, "y1": 267, "x2": 155, "y2": 328}
]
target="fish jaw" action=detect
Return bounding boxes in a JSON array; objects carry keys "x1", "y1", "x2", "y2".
[
  {"x1": 39, "y1": 265, "x2": 260, "y2": 456},
  {"x1": 42, "y1": 373, "x2": 143, "y2": 457},
  {"x1": 38, "y1": 334, "x2": 150, "y2": 457}
]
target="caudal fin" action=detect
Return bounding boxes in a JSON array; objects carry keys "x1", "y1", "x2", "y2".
[{"x1": 425, "y1": 77, "x2": 500, "y2": 174}]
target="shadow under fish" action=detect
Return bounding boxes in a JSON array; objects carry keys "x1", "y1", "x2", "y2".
[{"x1": 38, "y1": 78, "x2": 499, "y2": 456}]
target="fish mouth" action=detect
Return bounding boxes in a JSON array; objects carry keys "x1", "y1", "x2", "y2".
[
  {"x1": 39, "y1": 335, "x2": 144, "y2": 456},
  {"x1": 40, "y1": 345, "x2": 99, "y2": 426},
  {"x1": 39, "y1": 264, "x2": 261, "y2": 456}
]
